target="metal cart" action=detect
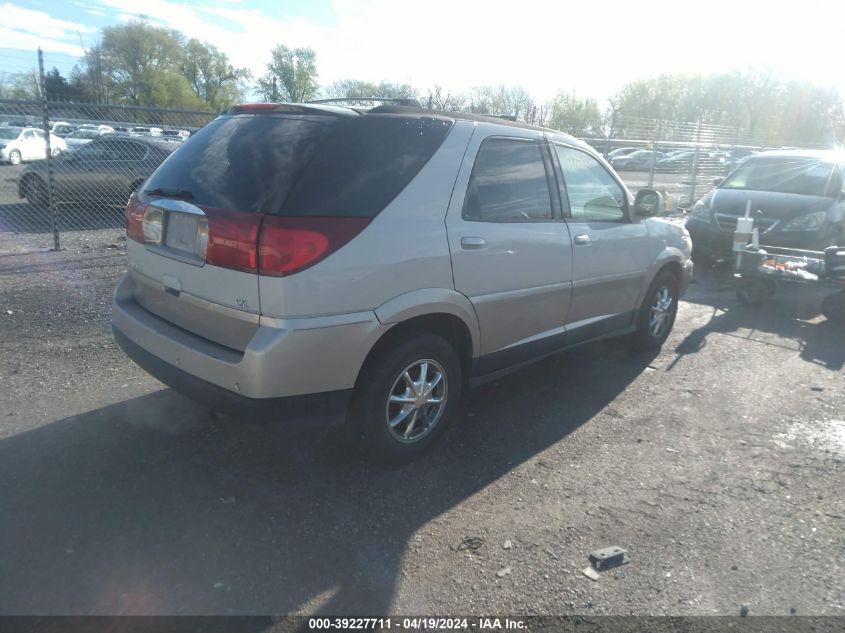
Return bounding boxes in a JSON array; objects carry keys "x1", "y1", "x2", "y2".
[{"x1": 731, "y1": 222, "x2": 845, "y2": 323}]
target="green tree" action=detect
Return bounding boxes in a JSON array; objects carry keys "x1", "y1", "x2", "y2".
[
  {"x1": 257, "y1": 45, "x2": 319, "y2": 103},
  {"x1": 425, "y1": 85, "x2": 467, "y2": 111},
  {"x1": 547, "y1": 92, "x2": 602, "y2": 136},
  {"x1": 98, "y1": 19, "x2": 203, "y2": 108},
  {"x1": 43, "y1": 67, "x2": 83, "y2": 102},
  {"x1": 180, "y1": 39, "x2": 250, "y2": 110},
  {"x1": 0, "y1": 71, "x2": 39, "y2": 99},
  {"x1": 466, "y1": 85, "x2": 534, "y2": 120},
  {"x1": 324, "y1": 79, "x2": 418, "y2": 102}
]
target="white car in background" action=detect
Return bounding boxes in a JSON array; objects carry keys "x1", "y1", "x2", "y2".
[
  {"x1": 0, "y1": 126, "x2": 67, "y2": 165},
  {"x1": 76, "y1": 124, "x2": 115, "y2": 134},
  {"x1": 50, "y1": 121, "x2": 76, "y2": 137}
]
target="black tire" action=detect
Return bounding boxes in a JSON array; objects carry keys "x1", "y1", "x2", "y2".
[
  {"x1": 24, "y1": 176, "x2": 48, "y2": 208},
  {"x1": 9, "y1": 150, "x2": 21, "y2": 166},
  {"x1": 821, "y1": 291, "x2": 845, "y2": 323},
  {"x1": 736, "y1": 278, "x2": 775, "y2": 308},
  {"x1": 629, "y1": 270, "x2": 680, "y2": 352},
  {"x1": 348, "y1": 334, "x2": 462, "y2": 464}
]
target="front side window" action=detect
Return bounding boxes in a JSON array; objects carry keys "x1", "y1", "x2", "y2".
[
  {"x1": 104, "y1": 141, "x2": 148, "y2": 161},
  {"x1": 70, "y1": 141, "x2": 113, "y2": 161},
  {"x1": 555, "y1": 145, "x2": 627, "y2": 222},
  {"x1": 462, "y1": 138, "x2": 553, "y2": 222}
]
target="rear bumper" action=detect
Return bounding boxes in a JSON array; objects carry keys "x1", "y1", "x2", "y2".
[
  {"x1": 113, "y1": 327, "x2": 351, "y2": 424},
  {"x1": 112, "y1": 273, "x2": 390, "y2": 423}
]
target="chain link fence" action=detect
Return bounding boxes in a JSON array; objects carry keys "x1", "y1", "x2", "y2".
[
  {"x1": 0, "y1": 94, "x2": 215, "y2": 251},
  {"x1": 0, "y1": 94, "x2": 825, "y2": 251},
  {"x1": 579, "y1": 115, "x2": 829, "y2": 212}
]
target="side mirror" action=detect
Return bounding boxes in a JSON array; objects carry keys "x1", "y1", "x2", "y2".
[
  {"x1": 633, "y1": 188, "x2": 665, "y2": 217},
  {"x1": 712, "y1": 177, "x2": 725, "y2": 187}
]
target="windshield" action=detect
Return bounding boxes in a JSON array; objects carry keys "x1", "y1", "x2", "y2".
[
  {"x1": 69, "y1": 130, "x2": 98, "y2": 139},
  {"x1": 720, "y1": 156, "x2": 838, "y2": 196},
  {"x1": 0, "y1": 127, "x2": 21, "y2": 140}
]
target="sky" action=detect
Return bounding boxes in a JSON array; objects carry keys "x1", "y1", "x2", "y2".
[{"x1": 2, "y1": 0, "x2": 845, "y2": 105}]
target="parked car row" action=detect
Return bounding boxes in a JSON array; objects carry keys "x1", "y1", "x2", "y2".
[
  {"x1": 49, "y1": 120, "x2": 191, "y2": 141},
  {"x1": 604, "y1": 147, "x2": 758, "y2": 174}
]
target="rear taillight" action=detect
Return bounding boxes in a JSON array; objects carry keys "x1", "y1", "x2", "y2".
[
  {"x1": 124, "y1": 194, "x2": 147, "y2": 242},
  {"x1": 204, "y1": 208, "x2": 264, "y2": 273},
  {"x1": 258, "y1": 216, "x2": 371, "y2": 276},
  {"x1": 125, "y1": 196, "x2": 368, "y2": 276}
]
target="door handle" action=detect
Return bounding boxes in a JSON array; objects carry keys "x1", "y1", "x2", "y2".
[
  {"x1": 460, "y1": 236, "x2": 486, "y2": 250},
  {"x1": 573, "y1": 234, "x2": 592, "y2": 246}
]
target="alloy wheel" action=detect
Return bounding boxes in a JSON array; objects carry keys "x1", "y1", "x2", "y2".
[
  {"x1": 385, "y1": 359, "x2": 448, "y2": 443},
  {"x1": 649, "y1": 286, "x2": 673, "y2": 337}
]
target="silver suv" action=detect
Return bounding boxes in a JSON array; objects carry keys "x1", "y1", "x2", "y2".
[{"x1": 112, "y1": 103, "x2": 693, "y2": 462}]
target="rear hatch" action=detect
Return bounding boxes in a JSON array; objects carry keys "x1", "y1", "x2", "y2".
[
  {"x1": 124, "y1": 107, "x2": 347, "y2": 351},
  {"x1": 124, "y1": 105, "x2": 455, "y2": 350}
]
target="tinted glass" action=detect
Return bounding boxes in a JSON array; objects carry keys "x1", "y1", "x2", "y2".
[
  {"x1": 281, "y1": 116, "x2": 453, "y2": 217},
  {"x1": 103, "y1": 140, "x2": 148, "y2": 160},
  {"x1": 720, "y1": 156, "x2": 839, "y2": 196},
  {"x1": 0, "y1": 128, "x2": 21, "y2": 139},
  {"x1": 462, "y1": 138, "x2": 553, "y2": 222},
  {"x1": 555, "y1": 145, "x2": 627, "y2": 222},
  {"x1": 70, "y1": 141, "x2": 114, "y2": 160},
  {"x1": 144, "y1": 114, "x2": 338, "y2": 214}
]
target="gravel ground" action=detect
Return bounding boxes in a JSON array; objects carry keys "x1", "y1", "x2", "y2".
[{"x1": 0, "y1": 228, "x2": 843, "y2": 618}]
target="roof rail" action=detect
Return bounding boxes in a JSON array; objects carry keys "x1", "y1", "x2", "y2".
[{"x1": 307, "y1": 97, "x2": 423, "y2": 108}]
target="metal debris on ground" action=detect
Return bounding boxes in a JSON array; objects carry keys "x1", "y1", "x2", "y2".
[
  {"x1": 582, "y1": 566, "x2": 601, "y2": 581},
  {"x1": 588, "y1": 546, "x2": 629, "y2": 570},
  {"x1": 455, "y1": 536, "x2": 484, "y2": 552},
  {"x1": 503, "y1": 540, "x2": 512, "y2": 550},
  {"x1": 496, "y1": 566, "x2": 512, "y2": 578}
]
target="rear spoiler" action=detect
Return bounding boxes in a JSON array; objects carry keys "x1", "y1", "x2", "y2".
[
  {"x1": 225, "y1": 103, "x2": 359, "y2": 116},
  {"x1": 306, "y1": 97, "x2": 423, "y2": 108}
]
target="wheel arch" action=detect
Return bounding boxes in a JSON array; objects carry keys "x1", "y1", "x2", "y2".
[
  {"x1": 637, "y1": 249, "x2": 685, "y2": 308},
  {"x1": 360, "y1": 296, "x2": 479, "y2": 389}
]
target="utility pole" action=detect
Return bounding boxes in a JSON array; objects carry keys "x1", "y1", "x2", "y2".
[{"x1": 37, "y1": 48, "x2": 60, "y2": 251}]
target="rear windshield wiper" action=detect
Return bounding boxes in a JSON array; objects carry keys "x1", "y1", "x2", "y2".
[{"x1": 144, "y1": 187, "x2": 194, "y2": 200}]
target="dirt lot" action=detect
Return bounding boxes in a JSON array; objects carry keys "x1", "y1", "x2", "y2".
[{"x1": 0, "y1": 223, "x2": 843, "y2": 617}]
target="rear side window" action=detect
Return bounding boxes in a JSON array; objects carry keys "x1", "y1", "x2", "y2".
[
  {"x1": 462, "y1": 138, "x2": 553, "y2": 222},
  {"x1": 281, "y1": 116, "x2": 453, "y2": 217},
  {"x1": 144, "y1": 114, "x2": 338, "y2": 214}
]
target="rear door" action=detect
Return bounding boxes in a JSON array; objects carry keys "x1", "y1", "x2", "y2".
[
  {"x1": 551, "y1": 143, "x2": 655, "y2": 341},
  {"x1": 446, "y1": 131, "x2": 573, "y2": 374}
]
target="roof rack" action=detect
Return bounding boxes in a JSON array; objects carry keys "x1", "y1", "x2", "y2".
[{"x1": 307, "y1": 97, "x2": 423, "y2": 108}]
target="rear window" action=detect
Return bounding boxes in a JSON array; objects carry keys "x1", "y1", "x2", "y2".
[
  {"x1": 281, "y1": 115, "x2": 453, "y2": 217},
  {"x1": 143, "y1": 113, "x2": 453, "y2": 217},
  {"x1": 144, "y1": 114, "x2": 338, "y2": 214}
]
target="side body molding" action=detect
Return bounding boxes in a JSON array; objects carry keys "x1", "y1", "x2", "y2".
[{"x1": 375, "y1": 288, "x2": 482, "y2": 358}]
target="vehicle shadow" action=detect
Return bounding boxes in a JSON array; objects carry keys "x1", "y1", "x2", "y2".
[
  {"x1": 0, "y1": 341, "x2": 654, "y2": 616},
  {"x1": 669, "y1": 264, "x2": 845, "y2": 371}
]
